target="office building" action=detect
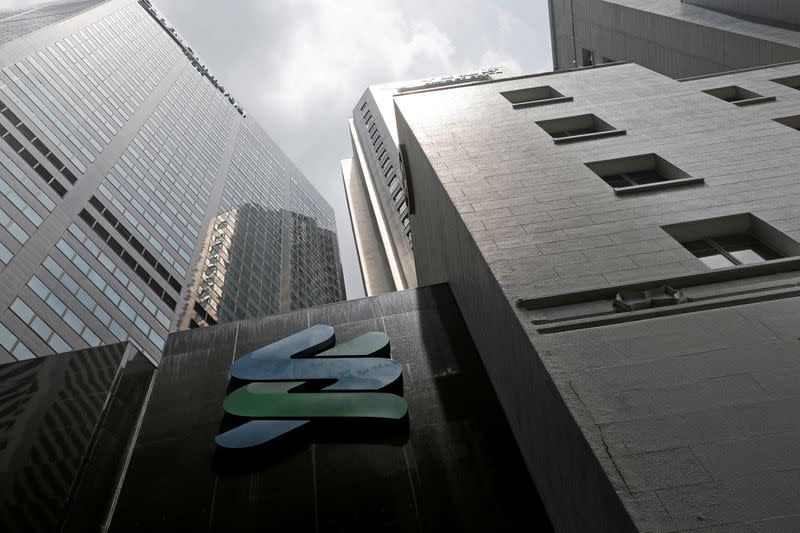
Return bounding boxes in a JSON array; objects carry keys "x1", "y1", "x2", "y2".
[
  {"x1": 549, "y1": 0, "x2": 800, "y2": 78},
  {"x1": 341, "y1": 67, "x2": 513, "y2": 296},
  {"x1": 394, "y1": 60, "x2": 800, "y2": 530},
  {"x1": 0, "y1": 285, "x2": 552, "y2": 532},
  {"x1": 0, "y1": 0, "x2": 344, "y2": 365}
]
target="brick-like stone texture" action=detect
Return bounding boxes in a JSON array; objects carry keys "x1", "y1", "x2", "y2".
[
  {"x1": 550, "y1": 0, "x2": 800, "y2": 78},
  {"x1": 396, "y1": 62, "x2": 800, "y2": 531}
]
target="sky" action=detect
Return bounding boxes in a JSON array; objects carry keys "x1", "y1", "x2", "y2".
[{"x1": 0, "y1": 0, "x2": 554, "y2": 299}]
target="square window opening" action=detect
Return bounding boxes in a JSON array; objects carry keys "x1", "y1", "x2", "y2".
[
  {"x1": 662, "y1": 213, "x2": 799, "y2": 270},
  {"x1": 703, "y1": 86, "x2": 775, "y2": 106},
  {"x1": 772, "y1": 75, "x2": 800, "y2": 90},
  {"x1": 500, "y1": 86, "x2": 572, "y2": 108},
  {"x1": 585, "y1": 153, "x2": 703, "y2": 194},
  {"x1": 581, "y1": 48, "x2": 594, "y2": 67},
  {"x1": 536, "y1": 113, "x2": 624, "y2": 143},
  {"x1": 774, "y1": 115, "x2": 800, "y2": 131}
]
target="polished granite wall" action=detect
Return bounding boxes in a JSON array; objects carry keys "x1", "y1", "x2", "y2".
[
  {"x1": 109, "y1": 284, "x2": 551, "y2": 532},
  {"x1": 0, "y1": 342, "x2": 154, "y2": 533}
]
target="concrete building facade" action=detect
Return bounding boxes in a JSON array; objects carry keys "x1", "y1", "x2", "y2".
[
  {"x1": 549, "y1": 0, "x2": 800, "y2": 78},
  {"x1": 394, "y1": 61, "x2": 800, "y2": 531},
  {"x1": 0, "y1": 0, "x2": 344, "y2": 365}
]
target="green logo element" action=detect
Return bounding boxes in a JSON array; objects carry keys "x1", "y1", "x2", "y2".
[{"x1": 215, "y1": 325, "x2": 408, "y2": 449}]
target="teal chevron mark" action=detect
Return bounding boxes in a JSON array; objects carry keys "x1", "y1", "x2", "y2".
[{"x1": 215, "y1": 326, "x2": 407, "y2": 449}]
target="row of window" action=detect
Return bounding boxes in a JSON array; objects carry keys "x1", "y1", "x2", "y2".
[
  {"x1": 503, "y1": 76, "x2": 797, "y2": 270},
  {"x1": 10, "y1": 297, "x2": 73, "y2": 354},
  {"x1": 25, "y1": 277, "x2": 99, "y2": 351},
  {"x1": 41, "y1": 257, "x2": 127, "y2": 340},
  {"x1": 0, "y1": 148, "x2": 55, "y2": 212},
  {"x1": 97, "y1": 180, "x2": 188, "y2": 277},
  {"x1": 360, "y1": 102, "x2": 412, "y2": 245},
  {"x1": 59, "y1": 225, "x2": 172, "y2": 331},
  {"x1": 40, "y1": 254, "x2": 161, "y2": 360},
  {"x1": 0, "y1": 321, "x2": 35, "y2": 360},
  {"x1": 115, "y1": 146, "x2": 196, "y2": 266},
  {"x1": 74, "y1": 211, "x2": 178, "y2": 310},
  {"x1": 0, "y1": 74, "x2": 86, "y2": 174},
  {"x1": 3, "y1": 2, "x2": 180, "y2": 179},
  {"x1": 86, "y1": 197, "x2": 183, "y2": 293},
  {"x1": 0, "y1": 99, "x2": 72, "y2": 195},
  {"x1": 580, "y1": 48, "x2": 616, "y2": 67}
]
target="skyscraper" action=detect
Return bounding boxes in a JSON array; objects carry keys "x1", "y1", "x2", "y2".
[
  {"x1": 341, "y1": 67, "x2": 513, "y2": 296},
  {"x1": 0, "y1": 0, "x2": 344, "y2": 365},
  {"x1": 394, "y1": 59, "x2": 800, "y2": 530},
  {"x1": 549, "y1": 0, "x2": 800, "y2": 78}
]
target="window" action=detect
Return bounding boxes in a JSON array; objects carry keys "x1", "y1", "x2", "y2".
[
  {"x1": 774, "y1": 115, "x2": 800, "y2": 131},
  {"x1": 500, "y1": 86, "x2": 573, "y2": 109},
  {"x1": 581, "y1": 48, "x2": 594, "y2": 67},
  {"x1": 703, "y1": 86, "x2": 775, "y2": 107},
  {"x1": 771, "y1": 75, "x2": 800, "y2": 90},
  {"x1": 663, "y1": 213, "x2": 799, "y2": 270},
  {"x1": 601, "y1": 57, "x2": 615, "y2": 64},
  {"x1": 536, "y1": 114, "x2": 625, "y2": 144},
  {"x1": 683, "y1": 236, "x2": 782, "y2": 268},
  {"x1": 585, "y1": 153, "x2": 703, "y2": 194}
]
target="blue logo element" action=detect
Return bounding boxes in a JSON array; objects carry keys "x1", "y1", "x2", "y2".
[{"x1": 215, "y1": 325, "x2": 408, "y2": 449}]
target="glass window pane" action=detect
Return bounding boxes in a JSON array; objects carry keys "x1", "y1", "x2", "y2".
[
  {"x1": 698, "y1": 254, "x2": 735, "y2": 269},
  {"x1": 48, "y1": 333, "x2": 71, "y2": 354},
  {"x1": 28, "y1": 276, "x2": 49, "y2": 300},
  {"x1": 12, "y1": 342, "x2": 35, "y2": 360},
  {"x1": 81, "y1": 328, "x2": 101, "y2": 347},
  {"x1": 10, "y1": 299, "x2": 34, "y2": 323},
  {"x1": 63, "y1": 309, "x2": 84, "y2": 333},
  {"x1": 0, "y1": 323, "x2": 16, "y2": 351},
  {"x1": 94, "y1": 306, "x2": 111, "y2": 326},
  {"x1": 46, "y1": 293, "x2": 66, "y2": 316},
  {"x1": 30, "y1": 317, "x2": 52, "y2": 340}
]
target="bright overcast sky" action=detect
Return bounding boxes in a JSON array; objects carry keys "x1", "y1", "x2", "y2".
[{"x1": 0, "y1": 0, "x2": 554, "y2": 299}]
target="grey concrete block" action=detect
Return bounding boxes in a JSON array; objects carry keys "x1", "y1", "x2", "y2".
[
  {"x1": 657, "y1": 474, "x2": 800, "y2": 530},
  {"x1": 616, "y1": 448, "x2": 713, "y2": 492}
]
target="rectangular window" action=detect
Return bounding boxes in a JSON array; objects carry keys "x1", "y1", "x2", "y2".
[
  {"x1": 663, "y1": 213, "x2": 799, "y2": 270},
  {"x1": 683, "y1": 236, "x2": 782, "y2": 269},
  {"x1": 581, "y1": 48, "x2": 594, "y2": 67},
  {"x1": 536, "y1": 114, "x2": 625, "y2": 144},
  {"x1": 500, "y1": 86, "x2": 572, "y2": 109},
  {"x1": 585, "y1": 153, "x2": 703, "y2": 194},
  {"x1": 771, "y1": 75, "x2": 800, "y2": 90},
  {"x1": 703, "y1": 86, "x2": 775, "y2": 107},
  {"x1": 774, "y1": 115, "x2": 800, "y2": 131}
]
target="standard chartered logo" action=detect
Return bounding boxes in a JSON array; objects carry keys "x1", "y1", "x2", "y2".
[{"x1": 215, "y1": 324, "x2": 408, "y2": 449}]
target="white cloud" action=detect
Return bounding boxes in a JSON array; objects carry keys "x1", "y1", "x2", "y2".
[{"x1": 257, "y1": 0, "x2": 458, "y2": 120}]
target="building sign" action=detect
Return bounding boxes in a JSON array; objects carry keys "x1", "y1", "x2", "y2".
[
  {"x1": 397, "y1": 67, "x2": 505, "y2": 92},
  {"x1": 215, "y1": 324, "x2": 408, "y2": 449}
]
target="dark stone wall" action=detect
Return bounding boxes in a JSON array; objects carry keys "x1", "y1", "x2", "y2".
[
  {"x1": 110, "y1": 284, "x2": 551, "y2": 532},
  {"x1": 0, "y1": 342, "x2": 154, "y2": 533}
]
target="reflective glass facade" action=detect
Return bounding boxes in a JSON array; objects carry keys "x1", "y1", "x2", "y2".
[
  {"x1": 0, "y1": 0, "x2": 344, "y2": 363},
  {"x1": 192, "y1": 123, "x2": 343, "y2": 326}
]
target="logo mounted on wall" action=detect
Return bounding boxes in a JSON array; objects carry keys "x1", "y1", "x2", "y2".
[{"x1": 215, "y1": 324, "x2": 408, "y2": 449}]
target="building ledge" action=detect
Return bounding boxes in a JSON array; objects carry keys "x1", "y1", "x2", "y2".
[
  {"x1": 613, "y1": 176, "x2": 705, "y2": 195},
  {"x1": 513, "y1": 96, "x2": 574, "y2": 109},
  {"x1": 553, "y1": 129, "x2": 626, "y2": 144}
]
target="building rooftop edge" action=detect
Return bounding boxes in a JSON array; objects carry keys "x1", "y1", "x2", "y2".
[
  {"x1": 677, "y1": 58, "x2": 800, "y2": 81},
  {"x1": 393, "y1": 61, "x2": 629, "y2": 97}
]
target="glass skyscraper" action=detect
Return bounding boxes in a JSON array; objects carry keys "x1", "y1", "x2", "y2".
[{"x1": 0, "y1": 0, "x2": 344, "y2": 365}]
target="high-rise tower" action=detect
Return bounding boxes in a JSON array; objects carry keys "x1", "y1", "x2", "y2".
[
  {"x1": 0, "y1": 0, "x2": 344, "y2": 365},
  {"x1": 549, "y1": 0, "x2": 800, "y2": 78},
  {"x1": 341, "y1": 68, "x2": 513, "y2": 296}
]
